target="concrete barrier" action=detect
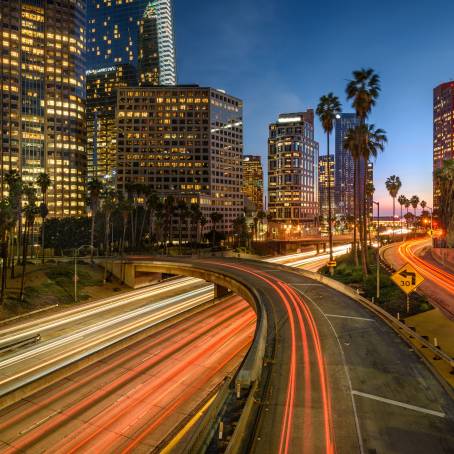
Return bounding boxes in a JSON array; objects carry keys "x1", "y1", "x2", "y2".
[{"x1": 431, "y1": 248, "x2": 454, "y2": 274}]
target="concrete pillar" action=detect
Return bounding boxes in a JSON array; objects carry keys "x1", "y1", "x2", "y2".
[{"x1": 215, "y1": 284, "x2": 230, "y2": 299}]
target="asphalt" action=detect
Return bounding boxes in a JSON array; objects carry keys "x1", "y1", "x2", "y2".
[{"x1": 182, "y1": 258, "x2": 454, "y2": 454}]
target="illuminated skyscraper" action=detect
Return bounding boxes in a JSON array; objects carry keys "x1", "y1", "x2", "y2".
[
  {"x1": 86, "y1": 65, "x2": 137, "y2": 182},
  {"x1": 115, "y1": 86, "x2": 243, "y2": 234},
  {"x1": 243, "y1": 155, "x2": 264, "y2": 212},
  {"x1": 433, "y1": 82, "x2": 454, "y2": 210},
  {"x1": 318, "y1": 154, "x2": 335, "y2": 223},
  {"x1": 268, "y1": 111, "x2": 319, "y2": 232},
  {"x1": 0, "y1": 0, "x2": 86, "y2": 217},
  {"x1": 87, "y1": 0, "x2": 177, "y2": 85}
]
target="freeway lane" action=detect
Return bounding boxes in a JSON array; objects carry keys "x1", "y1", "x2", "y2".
[
  {"x1": 155, "y1": 258, "x2": 454, "y2": 454},
  {"x1": 0, "y1": 297, "x2": 255, "y2": 453},
  {"x1": 382, "y1": 239, "x2": 454, "y2": 319}
]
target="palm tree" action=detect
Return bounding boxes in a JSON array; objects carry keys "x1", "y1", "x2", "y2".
[
  {"x1": 190, "y1": 203, "x2": 202, "y2": 244},
  {"x1": 200, "y1": 216, "x2": 208, "y2": 245},
  {"x1": 404, "y1": 198, "x2": 411, "y2": 228},
  {"x1": 5, "y1": 171, "x2": 23, "y2": 278},
  {"x1": 346, "y1": 68, "x2": 381, "y2": 274},
  {"x1": 163, "y1": 195, "x2": 175, "y2": 254},
  {"x1": 101, "y1": 189, "x2": 117, "y2": 256},
  {"x1": 176, "y1": 199, "x2": 189, "y2": 254},
  {"x1": 256, "y1": 210, "x2": 267, "y2": 241},
  {"x1": 36, "y1": 172, "x2": 51, "y2": 264},
  {"x1": 361, "y1": 125, "x2": 386, "y2": 250},
  {"x1": 316, "y1": 93, "x2": 342, "y2": 268},
  {"x1": 145, "y1": 190, "x2": 159, "y2": 247},
  {"x1": 210, "y1": 211, "x2": 223, "y2": 248},
  {"x1": 410, "y1": 195, "x2": 420, "y2": 219},
  {"x1": 87, "y1": 179, "x2": 104, "y2": 263},
  {"x1": 0, "y1": 200, "x2": 15, "y2": 305},
  {"x1": 398, "y1": 195, "x2": 407, "y2": 232},
  {"x1": 385, "y1": 175, "x2": 402, "y2": 237},
  {"x1": 343, "y1": 126, "x2": 362, "y2": 267},
  {"x1": 19, "y1": 185, "x2": 38, "y2": 302},
  {"x1": 420, "y1": 200, "x2": 427, "y2": 213}
]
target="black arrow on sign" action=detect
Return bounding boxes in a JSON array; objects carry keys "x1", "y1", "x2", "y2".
[{"x1": 399, "y1": 270, "x2": 416, "y2": 285}]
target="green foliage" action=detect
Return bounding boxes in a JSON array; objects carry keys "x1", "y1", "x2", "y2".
[
  {"x1": 43, "y1": 217, "x2": 91, "y2": 251},
  {"x1": 321, "y1": 249, "x2": 431, "y2": 316}
]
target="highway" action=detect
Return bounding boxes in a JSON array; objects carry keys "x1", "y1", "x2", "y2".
[
  {"x1": 2, "y1": 245, "x2": 452, "y2": 452},
  {"x1": 139, "y1": 258, "x2": 454, "y2": 453},
  {"x1": 0, "y1": 296, "x2": 255, "y2": 452},
  {"x1": 382, "y1": 238, "x2": 454, "y2": 319}
]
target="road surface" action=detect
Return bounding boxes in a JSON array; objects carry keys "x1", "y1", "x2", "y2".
[{"x1": 0, "y1": 297, "x2": 255, "y2": 453}]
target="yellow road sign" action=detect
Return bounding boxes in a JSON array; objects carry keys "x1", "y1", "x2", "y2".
[{"x1": 391, "y1": 263, "x2": 425, "y2": 295}]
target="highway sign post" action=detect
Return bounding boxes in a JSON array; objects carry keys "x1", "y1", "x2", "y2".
[{"x1": 391, "y1": 263, "x2": 425, "y2": 312}]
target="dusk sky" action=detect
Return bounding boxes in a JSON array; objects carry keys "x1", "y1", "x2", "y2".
[{"x1": 174, "y1": 0, "x2": 454, "y2": 215}]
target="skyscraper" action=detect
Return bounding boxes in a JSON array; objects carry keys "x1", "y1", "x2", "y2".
[
  {"x1": 87, "y1": 0, "x2": 177, "y2": 85},
  {"x1": 318, "y1": 154, "x2": 335, "y2": 224},
  {"x1": 334, "y1": 113, "x2": 360, "y2": 218},
  {"x1": 115, "y1": 86, "x2": 243, "y2": 234},
  {"x1": 86, "y1": 64, "x2": 137, "y2": 182},
  {"x1": 0, "y1": 0, "x2": 86, "y2": 217},
  {"x1": 268, "y1": 111, "x2": 319, "y2": 234},
  {"x1": 243, "y1": 155, "x2": 264, "y2": 212},
  {"x1": 433, "y1": 82, "x2": 454, "y2": 210}
]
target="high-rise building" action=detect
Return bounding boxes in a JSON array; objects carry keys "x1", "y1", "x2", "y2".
[
  {"x1": 0, "y1": 0, "x2": 86, "y2": 217},
  {"x1": 87, "y1": 0, "x2": 177, "y2": 85},
  {"x1": 115, "y1": 86, "x2": 243, "y2": 234},
  {"x1": 268, "y1": 111, "x2": 319, "y2": 232},
  {"x1": 243, "y1": 155, "x2": 264, "y2": 212},
  {"x1": 334, "y1": 113, "x2": 359, "y2": 218},
  {"x1": 318, "y1": 154, "x2": 335, "y2": 223},
  {"x1": 433, "y1": 82, "x2": 454, "y2": 210},
  {"x1": 86, "y1": 64, "x2": 137, "y2": 182}
]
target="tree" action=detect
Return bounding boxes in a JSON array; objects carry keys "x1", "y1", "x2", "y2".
[
  {"x1": 19, "y1": 185, "x2": 39, "y2": 302},
  {"x1": 0, "y1": 200, "x2": 15, "y2": 305},
  {"x1": 346, "y1": 68, "x2": 381, "y2": 275},
  {"x1": 87, "y1": 179, "x2": 104, "y2": 262},
  {"x1": 163, "y1": 196, "x2": 175, "y2": 254},
  {"x1": 176, "y1": 199, "x2": 189, "y2": 253},
  {"x1": 101, "y1": 189, "x2": 117, "y2": 256},
  {"x1": 420, "y1": 200, "x2": 427, "y2": 212},
  {"x1": 145, "y1": 190, "x2": 159, "y2": 247},
  {"x1": 200, "y1": 216, "x2": 208, "y2": 244},
  {"x1": 36, "y1": 172, "x2": 52, "y2": 263},
  {"x1": 410, "y1": 195, "x2": 420, "y2": 221},
  {"x1": 398, "y1": 195, "x2": 407, "y2": 232},
  {"x1": 190, "y1": 203, "x2": 203, "y2": 245},
  {"x1": 233, "y1": 215, "x2": 249, "y2": 248},
  {"x1": 210, "y1": 212, "x2": 223, "y2": 248},
  {"x1": 385, "y1": 175, "x2": 402, "y2": 237},
  {"x1": 256, "y1": 210, "x2": 267, "y2": 241},
  {"x1": 316, "y1": 93, "x2": 342, "y2": 269},
  {"x1": 434, "y1": 159, "x2": 454, "y2": 246}
]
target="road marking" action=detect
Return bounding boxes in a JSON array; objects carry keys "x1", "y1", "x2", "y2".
[
  {"x1": 325, "y1": 314, "x2": 374, "y2": 322},
  {"x1": 290, "y1": 283, "x2": 324, "y2": 286},
  {"x1": 292, "y1": 286, "x2": 365, "y2": 454},
  {"x1": 352, "y1": 391, "x2": 446, "y2": 418}
]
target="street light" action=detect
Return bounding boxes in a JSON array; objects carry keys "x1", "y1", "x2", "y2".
[{"x1": 373, "y1": 201, "x2": 380, "y2": 301}]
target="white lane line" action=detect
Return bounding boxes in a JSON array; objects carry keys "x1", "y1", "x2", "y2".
[
  {"x1": 325, "y1": 314, "x2": 374, "y2": 322},
  {"x1": 352, "y1": 391, "x2": 446, "y2": 418},
  {"x1": 292, "y1": 286, "x2": 365, "y2": 454},
  {"x1": 290, "y1": 283, "x2": 324, "y2": 286}
]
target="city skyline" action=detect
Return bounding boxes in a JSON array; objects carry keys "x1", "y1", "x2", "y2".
[{"x1": 173, "y1": 0, "x2": 454, "y2": 214}]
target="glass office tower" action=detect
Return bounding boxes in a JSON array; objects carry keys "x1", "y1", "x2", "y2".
[{"x1": 0, "y1": 0, "x2": 87, "y2": 217}]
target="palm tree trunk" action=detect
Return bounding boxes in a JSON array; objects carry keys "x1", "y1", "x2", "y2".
[
  {"x1": 392, "y1": 197, "x2": 396, "y2": 240},
  {"x1": 0, "y1": 235, "x2": 8, "y2": 305},
  {"x1": 41, "y1": 218, "x2": 46, "y2": 264},
  {"x1": 90, "y1": 209, "x2": 96, "y2": 263},
  {"x1": 105, "y1": 213, "x2": 111, "y2": 256},
  {"x1": 361, "y1": 160, "x2": 368, "y2": 276},
  {"x1": 326, "y1": 132, "x2": 334, "y2": 266},
  {"x1": 19, "y1": 220, "x2": 29, "y2": 302}
]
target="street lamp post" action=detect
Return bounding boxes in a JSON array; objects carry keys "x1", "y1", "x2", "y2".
[
  {"x1": 74, "y1": 245, "x2": 96, "y2": 303},
  {"x1": 373, "y1": 201, "x2": 380, "y2": 301}
]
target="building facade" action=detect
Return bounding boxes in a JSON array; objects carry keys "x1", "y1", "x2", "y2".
[
  {"x1": 334, "y1": 113, "x2": 359, "y2": 218},
  {"x1": 86, "y1": 64, "x2": 137, "y2": 182},
  {"x1": 268, "y1": 111, "x2": 319, "y2": 233},
  {"x1": 433, "y1": 82, "x2": 454, "y2": 210},
  {"x1": 87, "y1": 0, "x2": 177, "y2": 85},
  {"x1": 0, "y1": 0, "x2": 86, "y2": 217},
  {"x1": 318, "y1": 154, "x2": 335, "y2": 225},
  {"x1": 115, "y1": 86, "x2": 243, "y2": 233},
  {"x1": 243, "y1": 155, "x2": 264, "y2": 212}
]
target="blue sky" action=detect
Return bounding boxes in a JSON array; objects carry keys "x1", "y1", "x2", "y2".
[{"x1": 174, "y1": 0, "x2": 454, "y2": 214}]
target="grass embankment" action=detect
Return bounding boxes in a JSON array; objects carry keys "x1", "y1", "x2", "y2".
[
  {"x1": 320, "y1": 248, "x2": 432, "y2": 317},
  {"x1": 1, "y1": 261, "x2": 125, "y2": 320}
]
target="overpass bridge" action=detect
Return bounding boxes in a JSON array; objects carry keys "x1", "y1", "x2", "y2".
[{"x1": 104, "y1": 257, "x2": 454, "y2": 454}]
